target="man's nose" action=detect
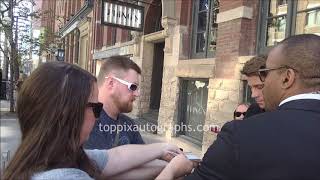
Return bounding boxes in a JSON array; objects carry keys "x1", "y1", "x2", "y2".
[{"x1": 251, "y1": 89, "x2": 258, "y2": 98}]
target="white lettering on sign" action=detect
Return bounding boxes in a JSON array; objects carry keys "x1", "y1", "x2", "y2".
[{"x1": 103, "y1": 1, "x2": 143, "y2": 31}]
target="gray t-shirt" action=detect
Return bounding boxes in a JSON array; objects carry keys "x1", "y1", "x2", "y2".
[{"x1": 32, "y1": 149, "x2": 108, "y2": 180}]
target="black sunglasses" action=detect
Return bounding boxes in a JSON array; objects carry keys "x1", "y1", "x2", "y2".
[
  {"x1": 257, "y1": 65, "x2": 290, "y2": 82},
  {"x1": 86, "y1": 102, "x2": 103, "y2": 118},
  {"x1": 234, "y1": 111, "x2": 246, "y2": 117}
]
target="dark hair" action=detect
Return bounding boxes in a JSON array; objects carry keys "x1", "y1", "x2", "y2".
[
  {"x1": 241, "y1": 55, "x2": 267, "y2": 76},
  {"x1": 3, "y1": 62, "x2": 100, "y2": 179},
  {"x1": 97, "y1": 56, "x2": 141, "y2": 86},
  {"x1": 277, "y1": 34, "x2": 320, "y2": 88}
]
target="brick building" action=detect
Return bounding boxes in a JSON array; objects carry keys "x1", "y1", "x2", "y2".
[{"x1": 39, "y1": 0, "x2": 320, "y2": 154}]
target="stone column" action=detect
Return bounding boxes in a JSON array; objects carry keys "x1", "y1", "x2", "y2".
[
  {"x1": 157, "y1": 16, "x2": 179, "y2": 139},
  {"x1": 130, "y1": 31, "x2": 143, "y2": 117}
]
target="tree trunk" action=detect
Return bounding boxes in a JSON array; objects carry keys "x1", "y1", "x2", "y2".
[
  {"x1": 8, "y1": 0, "x2": 19, "y2": 112},
  {"x1": 4, "y1": 40, "x2": 9, "y2": 81},
  {"x1": 9, "y1": 58, "x2": 15, "y2": 112}
]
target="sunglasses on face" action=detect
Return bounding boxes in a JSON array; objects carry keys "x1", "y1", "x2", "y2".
[
  {"x1": 257, "y1": 66, "x2": 289, "y2": 82},
  {"x1": 86, "y1": 102, "x2": 103, "y2": 118},
  {"x1": 234, "y1": 111, "x2": 246, "y2": 117},
  {"x1": 105, "y1": 76, "x2": 138, "y2": 92}
]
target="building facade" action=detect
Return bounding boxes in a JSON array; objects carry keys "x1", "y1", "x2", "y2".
[{"x1": 40, "y1": 0, "x2": 320, "y2": 154}]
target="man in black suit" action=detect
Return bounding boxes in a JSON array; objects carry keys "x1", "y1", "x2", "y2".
[{"x1": 156, "y1": 34, "x2": 320, "y2": 180}]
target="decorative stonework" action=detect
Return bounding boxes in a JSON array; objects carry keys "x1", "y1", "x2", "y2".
[
  {"x1": 217, "y1": 6, "x2": 253, "y2": 23},
  {"x1": 131, "y1": 31, "x2": 142, "y2": 56},
  {"x1": 161, "y1": 16, "x2": 177, "y2": 54},
  {"x1": 158, "y1": 66, "x2": 179, "y2": 138}
]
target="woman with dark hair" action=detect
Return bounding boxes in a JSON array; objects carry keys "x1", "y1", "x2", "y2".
[{"x1": 2, "y1": 62, "x2": 186, "y2": 180}]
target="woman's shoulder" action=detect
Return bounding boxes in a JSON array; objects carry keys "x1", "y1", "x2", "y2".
[{"x1": 32, "y1": 168, "x2": 93, "y2": 180}]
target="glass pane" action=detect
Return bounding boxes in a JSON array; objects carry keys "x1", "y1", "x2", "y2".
[
  {"x1": 196, "y1": 33, "x2": 206, "y2": 53},
  {"x1": 295, "y1": 11, "x2": 320, "y2": 36},
  {"x1": 208, "y1": 26, "x2": 217, "y2": 53},
  {"x1": 197, "y1": 12, "x2": 207, "y2": 32},
  {"x1": 266, "y1": 16, "x2": 287, "y2": 46},
  {"x1": 199, "y1": 0, "x2": 209, "y2": 11},
  {"x1": 268, "y1": 0, "x2": 288, "y2": 17},
  {"x1": 184, "y1": 80, "x2": 208, "y2": 142},
  {"x1": 208, "y1": 0, "x2": 219, "y2": 53},
  {"x1": 297, "y1": 0, "x2": 320, "y2": 11}
]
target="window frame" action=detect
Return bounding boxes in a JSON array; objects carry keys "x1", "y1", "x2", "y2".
[
  {"x1": 177, "y1": 78, "x2": 209, "y2": 144},
  {"x1": 258, "y1": 0, "x2": 320, "y2": 54},
  {"x1": 191, "y1": 0, "x2": 218, "y2": 59}
]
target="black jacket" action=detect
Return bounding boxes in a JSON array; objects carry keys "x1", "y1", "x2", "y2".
[
  {"x1": 244, "y1": 103, "x2": 265, "y2": 119},
  {"x1": 185, "y1": 99, "x2": 320, "y2": 180}
]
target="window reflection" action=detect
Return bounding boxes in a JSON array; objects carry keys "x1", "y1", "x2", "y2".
[
  {"x1": 297, "y1": 0, "x2": 320, "y2": 11},
  {"x1": 199, "y1": 0, "x2": 209, "y2": 11},
  {"x1": 196, "y1": 33, "x2": 206, "y2": 52},
  {"x1": 194, "y1": 0, "x2": 219, "y2": 55},
  {"x1": 198, "y1": 12, "x2": 207, "y2": 32},
  {"x1": 266, "y1": 16, "x2": 287, "y2": 46},
  {"x1": 208, "y1": 0, "x2": 219, "y2": 54},
  {"x1": 261, "y1": 0, "x2": 320, "y2": 52},
  {"x1": 295, "y1": 0, "x2": 320, "y2": 35},
  {"x1": 295, "y1": 10, "x2": 320, "y2": 35},
  {"x1": 269, "y1": 0, "x2": 288, "y2": 16}
]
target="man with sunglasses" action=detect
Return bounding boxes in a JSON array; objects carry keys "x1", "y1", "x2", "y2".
[
  {"x1": 84, "y1": 56, "x2": 145, "y2": 150},
  {"x1": 168, "y1": 34, "x2": 320, "y2": 180},
  {"x1": 241, "y1": 55, "x2": 267, "y2": 118}
]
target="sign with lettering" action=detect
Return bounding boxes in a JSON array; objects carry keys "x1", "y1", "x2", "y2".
[{"x1": 102, "y1": 0, "x2": 144, "y2": 31}]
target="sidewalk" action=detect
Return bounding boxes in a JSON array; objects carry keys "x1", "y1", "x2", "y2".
[{"x1": 0, "y1": 100, "x2": 21, "y2": 172}]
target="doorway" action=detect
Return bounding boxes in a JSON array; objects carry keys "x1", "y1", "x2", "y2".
[
  {"x1": 141, "y1": 42, "x2": 164, "y2": 125},
  {"x1": 150, "y1": 42, "x2": 164, "y2": 110}
]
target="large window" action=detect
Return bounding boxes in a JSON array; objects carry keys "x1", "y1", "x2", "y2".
[
  {"x1": 178, "y1": 79, "x2": 208, "y2": 145},
  {"x1": 259, "y1": 0, "x2": 320, "y2": 52},
  {"x1": 191, "y1": 0, "x2": 219, "y2": 59}
]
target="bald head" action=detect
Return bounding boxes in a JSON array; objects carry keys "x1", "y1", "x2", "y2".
[{"x1": 277, "y1": 34, "x2": 320, "y2": 88}]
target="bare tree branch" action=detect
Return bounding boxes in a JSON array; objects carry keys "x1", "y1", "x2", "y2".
[
  {"x1": 0, "y1": 45, "x2": 11, "y2": 63},
  {"x1": 0, "y1": 1, "x2": 10, "y2": 9},
  {"x1": 0, "y1": 7, "x2": 10, "y2": 17}
]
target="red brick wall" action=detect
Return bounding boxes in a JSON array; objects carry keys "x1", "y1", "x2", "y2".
[
  {"x1": 177, "y1": 0, "x2": 193, "y2": 26},
  {"x1": 176, "y1": 0, "x2": 193, "y2": 59},
  {"x1": 215, "y1": 0, "x2": 260, "y2": 78},
  {"x1": 94, "y1": 0, "x2": 103, "y2": 49}
]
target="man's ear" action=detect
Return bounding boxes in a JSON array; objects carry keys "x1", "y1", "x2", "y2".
[
  {"x1": 105, "y1": 77, "x2": 114, "y2": 89},
  {"x1": 281, "y1": 69, "x2": 296, "y2": 89}
]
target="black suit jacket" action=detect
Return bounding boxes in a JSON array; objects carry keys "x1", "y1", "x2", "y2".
[
  {"x1": 244, "y1": 103, "x2": 265, "y2": 119},
  {"x1": 185, "y1": 99, "x2": 320, "y2": 180}
]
